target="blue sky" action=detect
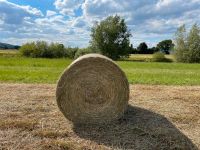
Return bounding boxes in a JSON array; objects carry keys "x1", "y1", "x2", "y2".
[
  {"x1": 0, "y1": 0, "x2": 200, "y2": 48},
  {"x1": 8, "y1": 0, "x2": 55, "y2": 13}
]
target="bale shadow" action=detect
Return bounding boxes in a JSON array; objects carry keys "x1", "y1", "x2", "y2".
[{"x1": 73, "y1": 105, "x2": 198, "y2": 150}]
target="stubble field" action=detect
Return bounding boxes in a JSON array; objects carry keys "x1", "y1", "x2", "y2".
[{"x1": 0, "y1": 84, "x2": 199, "y2": 149}]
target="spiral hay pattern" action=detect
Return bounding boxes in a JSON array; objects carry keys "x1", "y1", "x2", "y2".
[{"x1": 56, "y1": 54, "x2": 129, "y2": 124}]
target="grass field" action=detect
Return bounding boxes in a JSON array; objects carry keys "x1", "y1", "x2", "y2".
[{"x1": 0, "y1": 55, "x2": 200, "y2": 85}]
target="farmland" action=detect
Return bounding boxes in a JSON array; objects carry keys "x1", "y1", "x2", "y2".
[
  {"x1": 1, "y1": 1, "x2": 200, "y2": 149},
  {"x1": 0, "y1": 84, "x2": 199, "y2": 149},
  {"x1": 0, "y1": 50, "x2": 200, "y2": 149},
  {"x1": 0, "y1": 52, "x2": 200, "y2": 85}
]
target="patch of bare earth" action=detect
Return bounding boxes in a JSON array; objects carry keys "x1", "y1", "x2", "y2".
[{"x1": 0, "y1": 84, "x2": 199, "y2": 150}]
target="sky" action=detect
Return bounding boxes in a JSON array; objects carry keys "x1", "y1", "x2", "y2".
[{"x1": 0, "y1": 0, "x2": 200, "y2": 48}]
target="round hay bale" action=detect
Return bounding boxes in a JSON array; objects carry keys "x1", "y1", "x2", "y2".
[{"x1": 56, "y1": 54, "x2": 129, "y2": 124}]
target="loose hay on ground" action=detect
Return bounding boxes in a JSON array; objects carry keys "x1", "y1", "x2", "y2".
[{"x1": 0, "y1": 84, "x2": 200, "y2": 149}]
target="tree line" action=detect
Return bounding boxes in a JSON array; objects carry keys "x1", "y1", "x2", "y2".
[
  {"x1": 20, "y1": 15, "x2": 200, "y2": 63},
  {"x1": 130, "y1": 39, "x2": 174, "y2": 55},
  {"x1": 19, "y1": 41, "x2": 84, "y2": 59}
]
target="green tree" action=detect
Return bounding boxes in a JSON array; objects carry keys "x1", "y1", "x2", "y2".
[
  {"x1": 90, "y1": 15, "x2": 132, "y2": 60},
  {"x1": 157, "y1": 39, "x2": 174, "y2": 54},
  {"x1": 19, "y1": 42, "x2": 37, "y2": 57},
  {"x1": 48, "y1": 43, "x2": 66, "y2": 58},
  {"x1": 65, "y1": 47, "x2": 79, "y2": 59},
  {"x1": 174, "y1": 25, "x2": 187, "y2": 62},
  {"x1": 175, "y1": 24, "x2": 200, "y2": 63},
  {"x1": 148, "y1": 47, "x2": 159, "y2": 54},
  {"x1": 74, "y1": 47, "x2": 94, "y2": 59},
  {"x1": 186, "y1": 24, "x2": 200, "y2": 62},
  {"x1": 34, "y1": 41, "x2": 48, "y2": 57},
  {"x1": 137, "y1": 42, "x2": 148, "y2": 54},
  {"x1": 130, "y1": 48, "x2": 138, "y2": 54}
]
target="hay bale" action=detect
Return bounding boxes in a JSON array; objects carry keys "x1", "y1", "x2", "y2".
[{"x1": 56, "y1": 54, "x2": 129, "y2": 124}]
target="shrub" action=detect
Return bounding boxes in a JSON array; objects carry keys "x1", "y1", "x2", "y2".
[
  {"x1": 34, "y1": 41, "x2": 48, "y2": 57},
  {"x1": 20, "y1": 41, "x2": 67, "y2": 58},
  {"x1": 74, "y1": 48, "x2": 94, "y2": 59},
  {"x1": 49, "y1": 43, "x2": 66, "y2": 58},
  {"x1": 19, "y1": 42, "x2": 37, "y2": 57},
  {"x1": 152, "y1": 52, "x2": 171, "y2": 62},
  {"x1": 65, "y1": 47, "x2": 79, "y2": 59}
]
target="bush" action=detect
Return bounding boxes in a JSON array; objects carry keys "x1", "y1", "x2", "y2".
[
  {"x1": 74, "y1": 48, "x2": 94, "y2": 59},
  {"x1": 19, "y1": 42, "x2": 36, "y2": 57},
  {"x1": 20, "y1": 41, "x2": 67, "y2": 58},
  {"x1": 152, "y1": 52, "x2": 171, "y2": 62},
  {"x1": 49, "y1": 43, "x2": 66, "y2": 58},
  {"x1": 65, "y1": 47, "x2": 79, "y2": 59},
  {"x1": 34, "y1": 41, "x2": 48, "y2": 57}
]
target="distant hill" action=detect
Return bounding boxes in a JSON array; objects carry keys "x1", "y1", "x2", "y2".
[{"x1": 0, "y1": 42, "x2": 20, "y2": 50}]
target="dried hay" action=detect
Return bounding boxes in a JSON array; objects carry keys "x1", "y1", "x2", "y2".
[{"x1": 56, "y1": 54, "x2": 129, "y2": 124}]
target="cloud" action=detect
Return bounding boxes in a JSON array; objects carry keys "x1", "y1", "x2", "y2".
[
  {"x1": 72, "y1": 17, "x2": 87, "y2": 28},
  {"x1": 46, "y1": 10, "x2": 57, "y2": 17},
  {"x1": 0, "y1": 0, "x2": 42, "y2": 25},
  {"x1": 1, "y1": 0, "x2": 200, "y2": 48},
  {"x1": 81, "y1": 0, "x2": 200, "y2": 46},
  {"x1": 82, "y1": 0, "x2": 200, "y2": 26},
  {"x1": 54, "y1": 0, "x2": 83, "y2": 16},
  {"x1": 0, "y1": 0, "x2": 87, "y2": 47}
]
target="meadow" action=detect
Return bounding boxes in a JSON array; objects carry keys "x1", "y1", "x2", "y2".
[{"x1": 0, "y1": 51, "x2": 200, "y2": 85}]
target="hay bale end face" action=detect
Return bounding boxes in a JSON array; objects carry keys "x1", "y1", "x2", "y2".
[{"x1": 56, "y1": 54, "x2": 129, "y2": 124}]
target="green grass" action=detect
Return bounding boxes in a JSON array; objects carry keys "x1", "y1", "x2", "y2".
[
  {"x1": 0, "y1": 55, "x2": 200, "y2": 85},
  {"x1": 118, "y1": 61, "x2": 200, "y2": 85},
  {"x1": 0, "y1": 57, "x2": 71, "y2": 83}
]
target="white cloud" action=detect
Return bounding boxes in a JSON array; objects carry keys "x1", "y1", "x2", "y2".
[
  {"x1": 82, "y1": 0, "x2": 200, "y2": 25},
  {"x1": 81, "y1": 0, "x2": 200, "y2": 46},
  {"x1": 0, "y1": 0, "x2": 42, "y2": 25},
  {"x1": 1, "y1": 0, "x2": 200, "y2": 48},
  {"x1": 0, "y1": 0, "x2": 90, "y2": 47},
  {"x1": 54, "y1": 0, "x2": 83, "y2": 16},
  {"x1": 72, "y1": 17, "x2": 87, "y2": 28},
  {"x1": 46, "y1": 10, "x2": 57, "y2": 17}
]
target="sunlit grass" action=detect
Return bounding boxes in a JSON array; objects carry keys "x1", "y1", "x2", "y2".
[{"x1": 0, "y1": 55, "x2": 200, "y2": 85}]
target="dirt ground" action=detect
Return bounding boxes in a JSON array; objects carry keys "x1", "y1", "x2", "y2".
[{"x1": 0, "y1": 84, "x2": 199, "y2": 150}]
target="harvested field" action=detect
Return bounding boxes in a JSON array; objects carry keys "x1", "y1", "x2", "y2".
[{"x1": 0, "y1": 84, "x2": 199, "y2": 150}]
